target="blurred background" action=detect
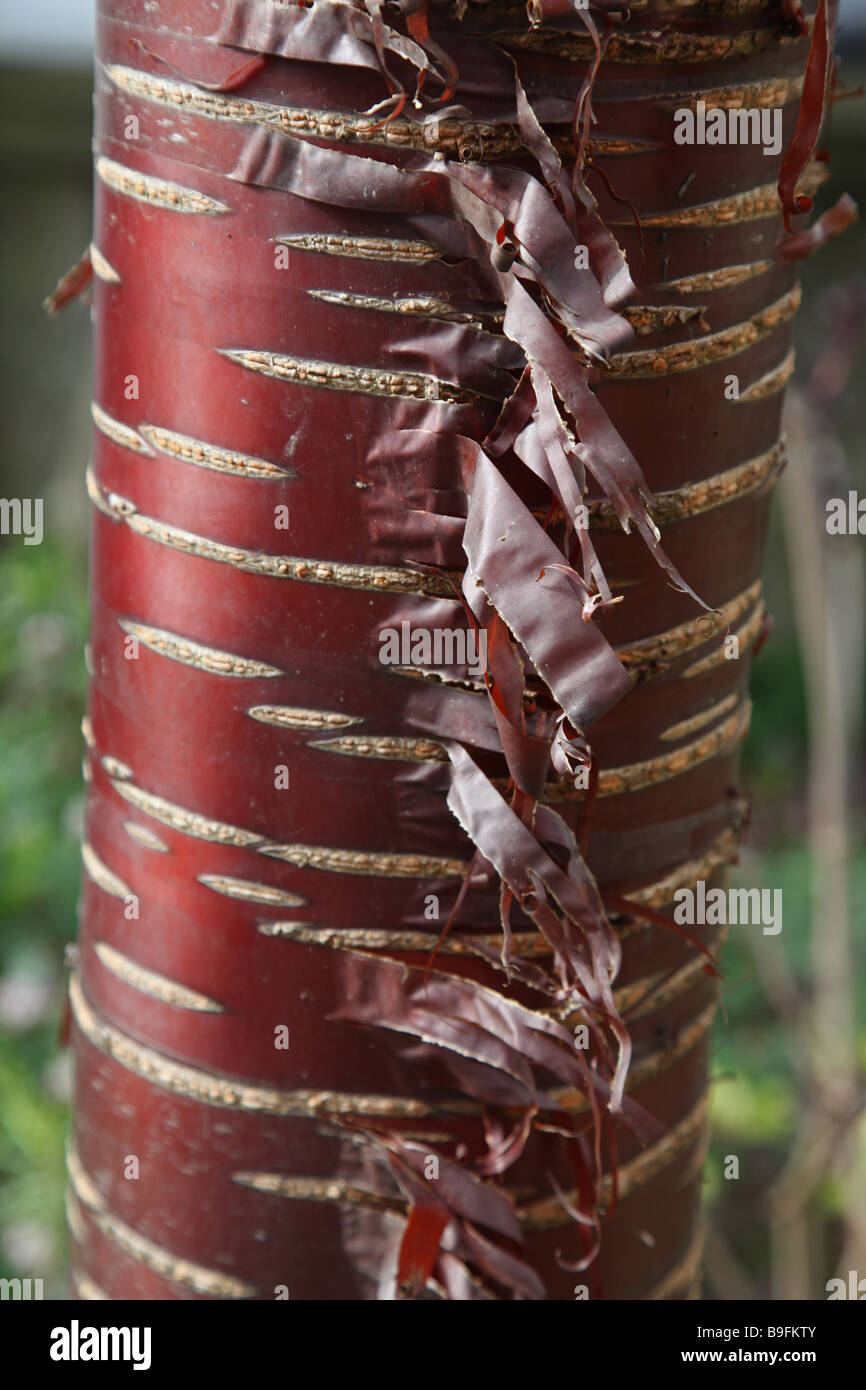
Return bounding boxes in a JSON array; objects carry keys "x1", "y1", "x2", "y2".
[{"x1": 0, "y1": 0, "x2": 863, "y2": 1300}]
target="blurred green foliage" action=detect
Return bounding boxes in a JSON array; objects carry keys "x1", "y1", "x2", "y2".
[{"x1": 0, "y1": 540, "x2": 87, "y2": 1293}]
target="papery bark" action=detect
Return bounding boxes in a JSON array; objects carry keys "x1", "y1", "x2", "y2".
[{"x1": 67, "y1": 0, "x2": 843, "y2": 1300}]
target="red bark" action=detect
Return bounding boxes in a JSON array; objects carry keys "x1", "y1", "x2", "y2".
[{"x1": 68, "y1": 0, "x2": 842, "y2": 1300}]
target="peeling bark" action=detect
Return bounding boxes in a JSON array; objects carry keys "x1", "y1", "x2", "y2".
[{"x1": 68, "y1": 0, "x2": 849, "y2": 1300}]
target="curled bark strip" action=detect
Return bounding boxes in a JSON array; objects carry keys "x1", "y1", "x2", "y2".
[
  {"x1": 335, "y1": 946, "x2": 660, "y2": 1136},
  {"x1": 520, "y1": 1093, "x2": 709, "y2": 1230},
  {"x1": 230, "y1": 127, "x2": 633, "y2": 358},
  {"x1": 777, "y1": 191, "x2": 859, "y2": 260},
  {"x1": 778, "y1": 0, "x2": 832, "y2": 230},
  {"x1": 462, "y1": 443, "x2": 632, "y2": 726},
  {"x1": 218, "y1": 0, "x2": 435, "y2": 101},
  {"x1": 42, "y1": 247, "x2": 93, "y2": 316},
  {"x1": 442, "y1": 743, "x2": 640, "y2": 1111}
]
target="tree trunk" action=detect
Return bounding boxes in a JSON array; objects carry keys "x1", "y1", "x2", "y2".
[{"x1": 68, "y1": 0, "x2": 839, "y2": 1300}]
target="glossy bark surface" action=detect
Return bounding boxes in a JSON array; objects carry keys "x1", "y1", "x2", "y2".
[{"x1": 69, "y1": 0, "x2": 823, "y2": 1299}]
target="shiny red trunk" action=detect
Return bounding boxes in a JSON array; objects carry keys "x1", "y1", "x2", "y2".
[{"x1": 69, "y1": 0, "x2": 828, "y2": 1299}]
